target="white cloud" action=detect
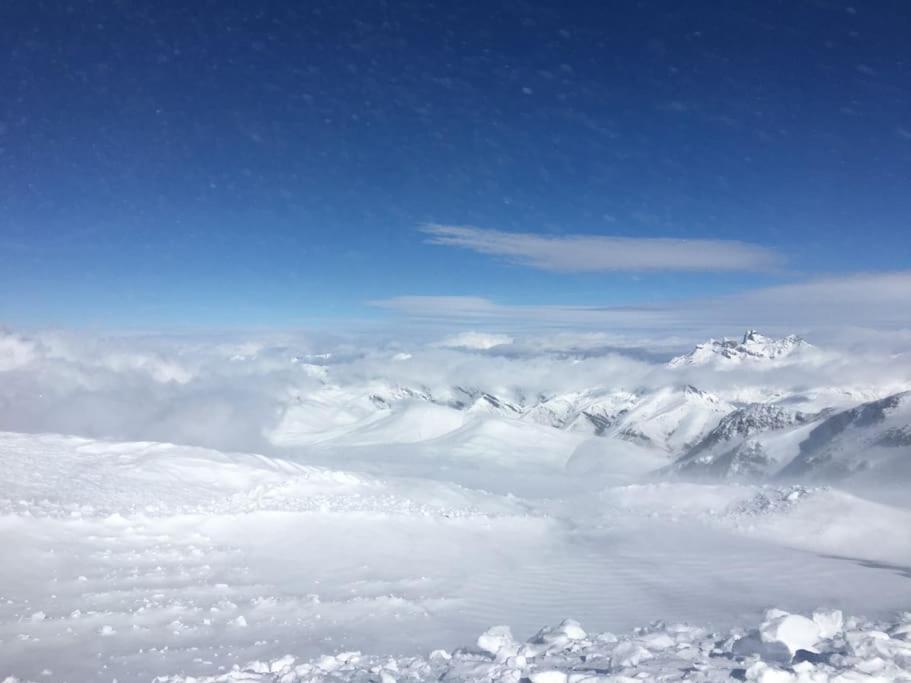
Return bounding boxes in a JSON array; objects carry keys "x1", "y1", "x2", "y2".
[
  {"x1": 728, "y1": 271, "x2": 911, "y2": 325},
  {"x1": 0, "y1": 313, "x2": 908, "y2": 460},
  {"x1": 0, "y1": 329, "x2": 331, "y2": 453},
  {"x1": 371, "y1": 271, "x2": 911, "y2": 343},
  {"x1": 372, "y1": 295, "x2": 672, "y2": 327},
  {"x1": 0, "y1": 331, "x2": 38, "y2": 371},
  {"x1": 434, "y1": 332, "x2": 514, "y2": 350},
  {"x1": 422, "y1": 224, "x2": 781, "y2": 272}
]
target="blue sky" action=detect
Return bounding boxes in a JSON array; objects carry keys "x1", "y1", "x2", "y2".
[{"x1": 1, "y1": 1, "x2": 910, "y2": 329}]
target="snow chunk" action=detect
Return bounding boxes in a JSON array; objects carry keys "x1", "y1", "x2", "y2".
[
  {"x1": 525, "y1": 619, "x2": 588, "y2": 656},
  {"x1": 812, "y1": 609, "x2": 844, "y2": 639},
  {"x1": 133, "y1": 609, "x2": 911, "y2": 682},
  {"x1": 760, "y1": 611, "x2": 821, "y2": 654},
  {"x1": 529, "y1": 672, "x2": 567, "y2": 683},
  {"x1": 477, "y1": 625, "x2": 519, "y2": 661},
  {"x1": 611, "y1": 640, "x2": 653, "y2": 667},
  {"x1": 745, "y1": 661, "x2": 796, "y2": 682}
]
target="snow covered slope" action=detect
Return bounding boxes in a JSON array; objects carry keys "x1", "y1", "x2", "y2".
[
  {"x1": 272, "y1": 382, "x2": 732, "y2": 458},
  {"x1": 668, "y1": 404, "x2": 817, "y2": 479},
  {"x1": 521, "y1": 389, "x2": 639, "y2": 433},
  {"x1": 3, "y1": 430, "x2": 910, "y2": 681},
  {"x1": 0, "y1": 431, "x2": 522, "y2": 518},
  {"x1": 778, "y1": 390, "x2": 911, "y2": 481},
  {"x1": 667, "y1": 391, "x2": 911, "y2": 482},
  {"x1": 601, "y1": 384, "x2": 732, "y2": 453}
]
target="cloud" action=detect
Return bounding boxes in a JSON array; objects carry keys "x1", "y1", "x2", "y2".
[
  {"x1": 434, "y1": 332, "x2": 515, "y2": 350},
  {"x1": 372, "y1": 295, "x2": 672, "y2": 327},
  {"x1": 730, "y1": 271, "x2": 911, "y2": 324},
  {"x1": 0, "y1": 331, "x2": 38, "y2": 371},
  {"x1": 371, "y1": 271, "x2": 911, "y2": 342},
  {"x1": 422, "y1": 224, "x2": 781, "y2": 272},
  {"x1": 0, "y1": 313, "x2": 908, "y2": 461},
  {"x1": 0, "y1": 329, "x2": 332, "y2": 454}
]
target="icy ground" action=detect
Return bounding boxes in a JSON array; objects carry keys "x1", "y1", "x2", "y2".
[{"x1": 1, "y1": 432, "x2": 910, "y2": 682}]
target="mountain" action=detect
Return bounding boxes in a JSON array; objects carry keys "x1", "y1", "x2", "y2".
[
  {"x1": 448, "y1": 386, "x2": 524, "y2": 415},
  {"x1": 667, "y1": 392, "x2": 911, "y2": 482},
  {"x1": 599, "y1": 384, "x2": 732, "y2": 453},
  {"x1": 522, "y1": 389, "x2": 640, "y2": 433},
  {"x1": 668, "y1": 404, "x2": 817, "y2": 479},
  {"x1": 777, "y1": 390, "x2": 911, "y2": 481},
  {"x1": 668, "y1": 330, "x2": 815, "y2": 367},
  {"x1": 270, "y1": 378, "x2": 731, "y2": 457},
  {"x1": 269, "y1": 330, "x2": 909, "y2": 482}
]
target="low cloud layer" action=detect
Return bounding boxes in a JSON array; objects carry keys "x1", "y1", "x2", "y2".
[
  {"x1": 0, "y1": 320, "x2": 909, "y2": 458},
  {"x1": 422, "y1": 224, "x2": 781, "y2": 272}
]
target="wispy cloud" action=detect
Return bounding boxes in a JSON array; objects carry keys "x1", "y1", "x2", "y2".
[
  {"x1": 371, "y1": 296, "x2": 673, "y2": 327},
  {"x1": 422, "y1": 224, "x2": 781, "y2": 272},
  {"x1": 371, "y1": 271, "x2": 911, "y2": 337}
]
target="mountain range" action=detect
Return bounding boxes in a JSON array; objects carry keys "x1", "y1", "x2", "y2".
[{"x1": 270, "y1": 331, "x2": 911, "y2": 484}]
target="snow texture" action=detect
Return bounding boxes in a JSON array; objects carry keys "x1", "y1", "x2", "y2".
[{"x1": 147, "y1": 608, "x2": 911, "y2": 682}]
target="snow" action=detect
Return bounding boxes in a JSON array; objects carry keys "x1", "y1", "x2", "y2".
[
  {"x1": 667, "y1": 390, "x2": 911, "y2": 482},
  {"x1": 145, "y1": 608, "x2": 911, "y2": 682},
  {"x1": 668, "y1": 330, "x2": 819, "y2": 368},
  {"x1": 760, "y1": 612, "x2": 822, "y2": 654},
  {"x1": 0, "y1": 328, "x2": 909, "y2": 681},
  {"x1": 602, "y1": 384, "x2": 732, "y2": 452},
  {"x1": 2, "y1": 430, "x2": 909, "y2": 681},
  {"x1": 813, "y1": 610, "x2": 845, "y2": 640}
]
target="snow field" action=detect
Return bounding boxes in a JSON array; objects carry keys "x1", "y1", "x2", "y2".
[{"x1": 2, "y1": 431, "x2": 910, "y2": 681}]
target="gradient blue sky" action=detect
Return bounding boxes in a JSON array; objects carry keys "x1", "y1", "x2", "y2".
[{"x1": 1, "y1": 1, "x2": 910, "y2": 328}]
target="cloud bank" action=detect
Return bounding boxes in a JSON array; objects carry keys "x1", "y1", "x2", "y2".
[
  {"x1": 1, "y1": 317, "x2": 908, "y2": 460},
  {"x1": 422, "y1": 224, "x2": 781, "y2": 272}
]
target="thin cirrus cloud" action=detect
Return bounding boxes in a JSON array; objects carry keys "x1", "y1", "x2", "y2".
[
  {"x1": 421, "y1": 224, "x2": 782, "y2": 272},
  {"x1": 371, "y1": 295, "x2": 671, "y2": 327},
  {"x1": 371, "y1": 271, "x2": 911, "y2": 334}
]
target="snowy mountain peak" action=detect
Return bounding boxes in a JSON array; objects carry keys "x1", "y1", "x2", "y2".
[{"x1": 668, "y1": 330, "x2": 814, "y2": 367}]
